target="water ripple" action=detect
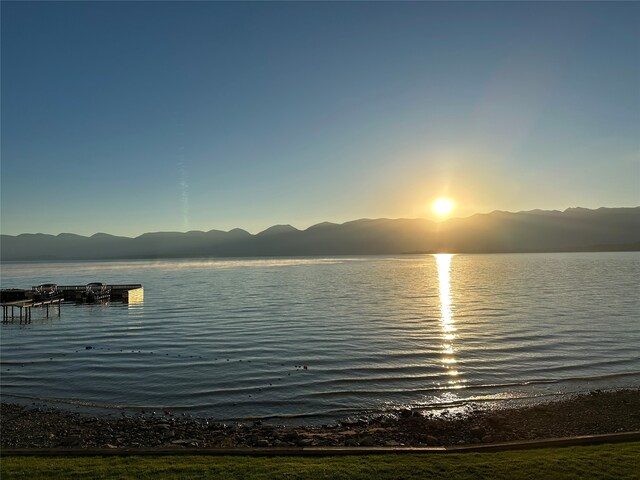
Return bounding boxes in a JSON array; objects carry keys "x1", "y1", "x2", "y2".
[{"x1": 1, "y1": 253, "x2": 639, "y2": 423}]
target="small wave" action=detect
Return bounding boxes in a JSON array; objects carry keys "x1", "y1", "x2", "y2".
[{"x1": 303, "y1": 371, "x2": 640, "y2": 398}]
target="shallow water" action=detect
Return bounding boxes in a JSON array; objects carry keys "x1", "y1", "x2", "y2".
[{"x1": 1, "y1": 253, "x2": 639, "y2": 423}]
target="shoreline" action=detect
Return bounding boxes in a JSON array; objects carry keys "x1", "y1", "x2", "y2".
[
  {"x1": 2, "y1": 389, "x2": 639, "y2": 450},
  {"x1": 2, "y1": 249, "x2": 640, "y2": 264},
  {"x1": 0, "y1": 387, "x2": 604, "y2": 425}
]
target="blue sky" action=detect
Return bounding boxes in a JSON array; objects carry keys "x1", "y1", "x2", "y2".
[{"x1": 2, "y1": 1, "x2": 638, "y2": 236}]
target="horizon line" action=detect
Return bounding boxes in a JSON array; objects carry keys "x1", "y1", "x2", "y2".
[{"x1": 1, "y1": 206, "x2": 638, "y2": 239}]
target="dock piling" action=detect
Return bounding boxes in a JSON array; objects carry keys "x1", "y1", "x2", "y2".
[{"x1": 1, "y1": 298, "x2": 62, "y2": 323}]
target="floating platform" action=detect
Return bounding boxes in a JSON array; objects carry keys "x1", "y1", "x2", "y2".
[{"x1": 55, "y1": 284, "x2": 143, "y2": 303}]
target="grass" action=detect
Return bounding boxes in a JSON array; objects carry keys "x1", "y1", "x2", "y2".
[{"x1": 1, "y1": 442, "x2": 639, "y2": 479}]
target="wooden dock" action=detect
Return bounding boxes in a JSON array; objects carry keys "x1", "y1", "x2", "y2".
[
  {"x1": 0, "y1": 284, "x2": 143, "y2": 320},
  {"x1": 1, "y1": 298, "x2": 62, "y2": 322}
]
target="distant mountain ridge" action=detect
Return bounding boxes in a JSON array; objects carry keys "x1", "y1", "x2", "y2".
[{"x1": 1, "y1": 207, "x2": 639, "y2": 261}]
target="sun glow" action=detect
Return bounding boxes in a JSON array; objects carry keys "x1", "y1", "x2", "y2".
[{"x1": 432, "y1": 198, "x2": 454, "y2": 217}]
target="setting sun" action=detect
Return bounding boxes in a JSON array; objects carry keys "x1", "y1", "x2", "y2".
[{"x1": 432, "y1": 198, "x2": 454, "y2": 217}]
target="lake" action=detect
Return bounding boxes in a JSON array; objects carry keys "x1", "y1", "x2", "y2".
[{"x1": 1, "y1": 253, "x2": 639, "y2": 424}]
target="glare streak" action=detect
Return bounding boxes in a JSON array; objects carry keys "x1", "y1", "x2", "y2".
[{"x1": 435, "y1": 253, "x2": 462, "y2": 387}]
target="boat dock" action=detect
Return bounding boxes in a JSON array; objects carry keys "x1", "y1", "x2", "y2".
[
  {"x1": 54, "y1": 284, "x2": 143, "y2": 302},
  {"x1": 1, "y1": 284, "x2": 143, "y2": 321}
]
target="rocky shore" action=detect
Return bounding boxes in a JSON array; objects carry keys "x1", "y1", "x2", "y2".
[{"x1": 2, "y1": 389, "x2": 639, "y2": 449}]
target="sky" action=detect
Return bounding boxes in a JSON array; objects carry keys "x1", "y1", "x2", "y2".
[{"x1": 1, "y1": 1, "x2": 639, "y2": 237}]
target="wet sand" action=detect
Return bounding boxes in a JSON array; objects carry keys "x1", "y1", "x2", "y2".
[{"x1": 1, "y1": 389, "x2": 639, "y2": 449}]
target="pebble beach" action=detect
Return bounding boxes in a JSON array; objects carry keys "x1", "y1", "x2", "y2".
[{"x1": 2, "y1": 389, "x2": 638, "y2": 450}]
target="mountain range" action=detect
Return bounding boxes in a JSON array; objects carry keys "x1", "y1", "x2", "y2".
[{"x1": 1, "y1": 207, "x2": 639, "y2": 261}]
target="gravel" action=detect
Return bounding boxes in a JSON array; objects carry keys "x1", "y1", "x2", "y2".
[{"x1": 2, "y1": 389, "x2": 639, "y2": 449}]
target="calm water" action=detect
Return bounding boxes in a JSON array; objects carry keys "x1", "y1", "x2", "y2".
[{"x1": 1, "y1": 253, "x2": 639, "y2": 423}]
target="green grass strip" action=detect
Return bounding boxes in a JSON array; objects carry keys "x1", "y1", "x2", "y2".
[{"x1": 2, "y1": 441, "x2": 639, "y2": 480}]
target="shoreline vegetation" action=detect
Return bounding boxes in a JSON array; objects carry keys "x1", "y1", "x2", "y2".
[{"x1": 2, "y1": 389, "x2": 639, "y2": 450}]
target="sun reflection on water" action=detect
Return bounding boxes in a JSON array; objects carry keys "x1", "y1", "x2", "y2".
[{"x1": 435, "y1": 254, "x2": 462, "y2": 387}]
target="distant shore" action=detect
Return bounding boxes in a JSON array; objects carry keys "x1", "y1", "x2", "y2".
[
  {"x1": 2, "y1": 389, "x2": 639, "y2": 449},
  {"x1": 3, "y1": 207, "x2": 639, "y2": 261}
]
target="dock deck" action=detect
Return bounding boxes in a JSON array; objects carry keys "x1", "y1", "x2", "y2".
[
  {"x1": 1, "y1": 298, "x2": 62, "y2": 322},
  {"x1": 1, "y1": 284, "x2": 143, "y2": 321}
]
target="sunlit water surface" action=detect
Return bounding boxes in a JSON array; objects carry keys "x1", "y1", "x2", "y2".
[{"x1": 1, "y1": 253, "x2": 639, "y2": 423}]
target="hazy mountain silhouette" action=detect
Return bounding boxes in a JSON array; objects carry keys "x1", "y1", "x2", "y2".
[{"x1": 1, "y1": 207, "x2": 638, "y2": 261}]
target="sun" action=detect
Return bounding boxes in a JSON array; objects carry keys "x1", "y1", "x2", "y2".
[{"x1": 432, "y1": 198, "x2": 454, "y2": 217}]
